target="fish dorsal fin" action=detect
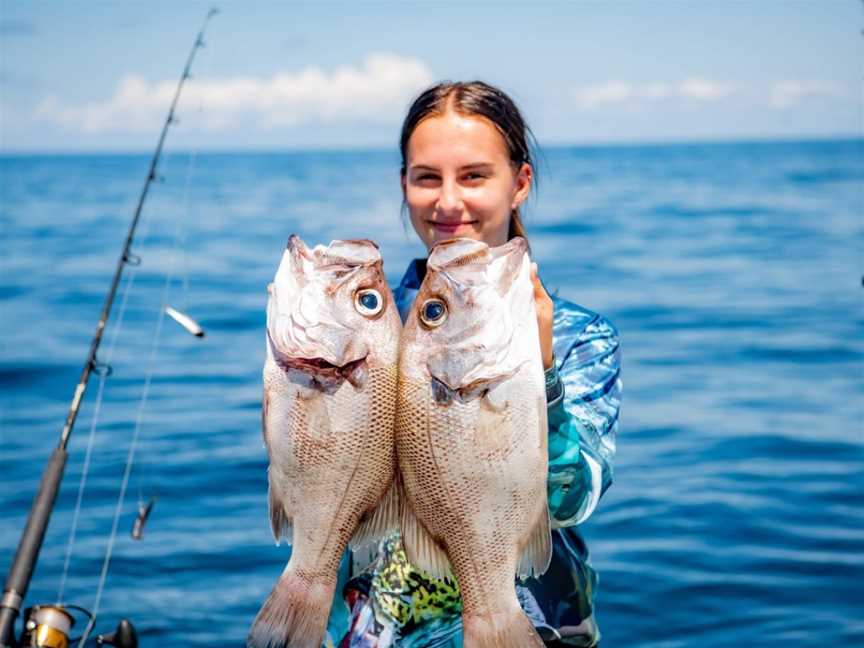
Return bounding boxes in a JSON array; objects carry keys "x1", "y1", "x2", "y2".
[
  {"x1": 315, "y1": 238, "x2": 381, "y2": 269},
  {"x1": 350, "y1": 477, "x2": 401, "y2": 550},
  {"x1": 516, "y1": 507, "x2": 552, "y2": 580},
  {"x1": 401, "y1": 500, "x2": 453, "y2": 581},
  {"x1": 428, "y1": 237, "x2": 490, "y2": 271},
  {"x1": 428, "y1": 237, "x2": 530, "y2": 302}
]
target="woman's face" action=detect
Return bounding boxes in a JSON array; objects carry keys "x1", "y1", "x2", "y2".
[{"x1": 402, "y1": 109, "x2": 531, "y2": 250}]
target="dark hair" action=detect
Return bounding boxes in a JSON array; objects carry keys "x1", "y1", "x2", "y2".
[{"x1": 399, "y1": 80, "x2": 538, "y2": 243}]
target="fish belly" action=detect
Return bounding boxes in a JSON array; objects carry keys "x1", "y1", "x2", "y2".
[
  {"x1": 249, "y1": 363, "x2": 397, "y2": 648},
  {"x1": 396, "y1": 370, "x2": 548, "y2": 614},
  {"x1": 267, "y1": 362, "x2": 397, "y2": 573}
]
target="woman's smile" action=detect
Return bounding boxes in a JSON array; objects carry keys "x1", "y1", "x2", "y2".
[{"x1": 427, "y1": 219, "x2": 479, "y2": 235}]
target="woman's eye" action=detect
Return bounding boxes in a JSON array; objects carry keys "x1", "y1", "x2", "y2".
[
  {"x1": 420, "y1": 299, "x2": 447, "y2": 327},
  {"x1": 354, "y1": 288, "x2": 384, "y2": 317}
]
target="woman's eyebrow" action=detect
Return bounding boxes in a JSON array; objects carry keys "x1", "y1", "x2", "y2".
[
  {"x1": 459, "y1": 162, "x2": 495, "y2": 171},
  {"x1": 409, "y1": 162, "x2": 495, "y2": 173}
]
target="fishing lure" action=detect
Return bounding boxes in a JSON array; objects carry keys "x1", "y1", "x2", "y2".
[
  {"x1": 0, "y1": 8, "x2": 219, "y2": 647},
  {"x1": 131, "y1": 498, "x2": 156, "y2": 541}
]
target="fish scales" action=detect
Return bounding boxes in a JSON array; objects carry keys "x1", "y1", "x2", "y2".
[
  {"x1": 397, "y1": 378, "x2": 547, "y2": 578},
  {"x1": 264, "y1": 364, "x2": 397, "y2": 572},
  {"x1": 395, "y1": 237, "x2": 552, "y2": 648},
  {"x1": 249, "y1": 236, "x2": 401, "y2": 648}
]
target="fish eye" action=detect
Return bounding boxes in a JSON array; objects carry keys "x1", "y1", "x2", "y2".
[
  {"x1": 354, "y1": 288, "x2": 384, "y2": 317},
  {"x1": 420, "y1": 298, "x2": 447, "y2": 327}
]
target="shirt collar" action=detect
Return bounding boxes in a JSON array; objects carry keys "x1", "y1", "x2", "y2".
[
  {"x1": 399, "y1": 258, "x2": 427, "y2": 290},
  {"x1": 394, "y1": 258, "x2": 427, "y2": 323}
]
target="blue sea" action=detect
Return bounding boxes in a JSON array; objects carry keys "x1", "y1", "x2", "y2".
[{"x1": 1, "y1": 139, "x2": 862, "y2": 647}]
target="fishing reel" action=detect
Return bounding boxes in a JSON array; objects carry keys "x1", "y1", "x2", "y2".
[{"x1": 17, "y1": 605, "x2": 136, "y2": 648}]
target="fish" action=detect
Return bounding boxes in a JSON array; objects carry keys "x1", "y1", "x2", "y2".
[
  {"x1": 395, "y1": 236, "x2": 552, "y2": 648},
  {"x1": 248, "y1": 235, "x2": 402, "y2": 648}
]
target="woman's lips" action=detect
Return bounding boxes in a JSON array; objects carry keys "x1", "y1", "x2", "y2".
[{"x1": 429, "y1": 220, "x2": 477, "y2": 234}]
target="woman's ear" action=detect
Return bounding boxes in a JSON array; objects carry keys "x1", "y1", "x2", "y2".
[
  {"x1": 511, "y1": 162, "x2": 532, "y2": 210},
  {"x1": 400, "y1": 169, "x2": 408, "y2": 199}
]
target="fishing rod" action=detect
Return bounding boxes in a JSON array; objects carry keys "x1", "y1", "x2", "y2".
[{"x1": 0, "y1": 8, "x2": 218, "y2": 647}]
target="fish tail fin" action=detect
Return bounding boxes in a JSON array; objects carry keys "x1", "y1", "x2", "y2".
[
  {"x1": 247, "y1": 571, "x2": 334, "y2": 648},
  {"x1": 462, "y1": 608, "x2": 545, "y2": 648}
]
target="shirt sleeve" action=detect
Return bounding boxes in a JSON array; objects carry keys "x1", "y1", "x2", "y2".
[{"x1": 545, "y1": 311, "x2": 621, "y2": 528}]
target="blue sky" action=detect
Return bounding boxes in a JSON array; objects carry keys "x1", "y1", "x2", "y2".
[{"x1": 1, "y1": 1, "x2": 861, "y2": 152}]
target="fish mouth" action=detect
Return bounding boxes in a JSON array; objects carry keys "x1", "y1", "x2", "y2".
[
  {"x1": 281, "y1": 354, "x2": 368, "y2": 390},
  {"x1": 290, "y1": 356, "x2": 366, "y2": 379},
  {"x1": 267, "y1": 330, "x2": 368, "y2": 389}
]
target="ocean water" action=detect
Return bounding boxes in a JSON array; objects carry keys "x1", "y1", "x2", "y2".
[{"x1": 1, "y1": 139, "x2": 862, "y2": 646}]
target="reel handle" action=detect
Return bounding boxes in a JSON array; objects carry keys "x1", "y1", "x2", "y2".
[{"x1": 95, "y1": 619, "x2": 137, "y2": 648}]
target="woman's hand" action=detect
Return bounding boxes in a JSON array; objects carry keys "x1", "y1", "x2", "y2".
[{"x1": 530, "y1": 263, "x2": 554, "y2": 370}]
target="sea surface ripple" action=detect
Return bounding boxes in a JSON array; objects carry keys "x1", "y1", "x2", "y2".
[{"x1": 1, "y1": 139, "x2": 862, "y2": 646}]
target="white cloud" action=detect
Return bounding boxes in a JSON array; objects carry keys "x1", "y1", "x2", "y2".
[
  {"x1": 571, "y1": 80, "x2": 634, "y2": 109},
  {"x1": 35, "y1": 53, "x2": 434, "y2": 133},
  {"x1": 572, "y1": 77, "x2": 733, "y2": 109},
  {"x1": 769, "y1": 80, "x2": 845, "y2": 108},
  {"x1": 678, "y1": 78, "x2": 733, "y2": 101},
  {"x1": 573, "y1": 77, "x2": 850, "y2": 112},
  {"x1": 640, "y1": 82, "x2": 672, "y2": 101}
]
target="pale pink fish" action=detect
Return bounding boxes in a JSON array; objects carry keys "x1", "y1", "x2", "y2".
[
  {"x1": 248, "y1": 235, "x2": 401, "y2": 648},
  {"x1": 396, "y1": 237, "x2": 552, "y2": 648}
]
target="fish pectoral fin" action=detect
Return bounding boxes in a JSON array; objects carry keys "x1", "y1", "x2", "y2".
[
  {"x1": 516, "y1": 507, "x2": 552, "y2": 580},
  {"x1": 268, "y1": 469, "x2": 293, "y2": 546},
  {"x1": 349, "y1": 476, "x2": 401, "y2": 550},
  {"x1": 401, "y1": 501, "x2": 452, "y2": 581}
]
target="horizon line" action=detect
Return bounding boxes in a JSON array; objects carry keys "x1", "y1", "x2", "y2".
[{"x1": 0, "y1": 133, "x2": 860, "y2": 157}]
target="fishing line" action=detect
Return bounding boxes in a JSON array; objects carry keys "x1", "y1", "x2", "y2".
[
  {"x1": 0, "y1": 10, "x2": 219, "y2": 644},
  {"x1": 178, "y1": 21, "x2": 217, "y2": 310},
  {"x1": 57, "y1": 192, "x2": 161, "y2": 605},
  {"x1": 57, "y1": 103, "x2": 177, "y2": 603},
  {"x1": 178, "y1": 154, "x2": 195, "y2": 310},
  {"x1": 56, "y1": 273, "x2": 133, "y2": 605},
  {"x1": 79, "y1": 279, "x2": 170, "y2": 644},
  {"x1": 131, "y1": 43, "x2": 213, "y2": 520},
  {"x1": 80, "y1": 27, "x2": 215, "y2": 643}
]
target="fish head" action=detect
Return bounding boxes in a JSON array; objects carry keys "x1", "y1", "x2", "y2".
[
  {"x1": 403, "y1": 236, "x2": 538, "y2": 403},
  {"x1": 266, "y1": 235, "x2": 400, "y2": 390}
]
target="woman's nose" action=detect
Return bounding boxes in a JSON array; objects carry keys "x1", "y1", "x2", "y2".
[{"x1": 436, "y1": 178, "x2": 463, "y2": 214}]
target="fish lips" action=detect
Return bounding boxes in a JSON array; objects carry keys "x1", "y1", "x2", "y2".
[{"x1": 268, "y1": 329, "x2": 369, "y2": 391}]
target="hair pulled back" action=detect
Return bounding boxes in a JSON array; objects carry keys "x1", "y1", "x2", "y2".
[{"x1": 399, "y1": 80, "x2": 538, "y2": 243}]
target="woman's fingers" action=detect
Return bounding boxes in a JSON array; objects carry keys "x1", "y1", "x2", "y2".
[
  {"x1": 530, "y1": 262, "x2": 540, "y2": 290},
  {"x1": 530, "y1": 263, "x2": 554, "y2": 369}
]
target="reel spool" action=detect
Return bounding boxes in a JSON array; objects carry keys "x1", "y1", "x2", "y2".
[
  {"x1": 20, "y1": 605, "x2": 86, "y2": 648},
  {"x1": 18, "y1": 605, "x2": 136, "y2": 648}
]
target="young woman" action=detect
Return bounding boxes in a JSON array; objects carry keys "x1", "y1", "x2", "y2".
[{"x1": 330, "y1": 81, "x2": 621, "y2": 648}]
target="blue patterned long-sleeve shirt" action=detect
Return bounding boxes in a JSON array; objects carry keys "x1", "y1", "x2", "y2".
[
  {"x1": 546, "y1": 295, "x2": 620, "y2": 528},
  {"x1": 327, "y1": 259, "x2": 622, "y2": 648}
]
